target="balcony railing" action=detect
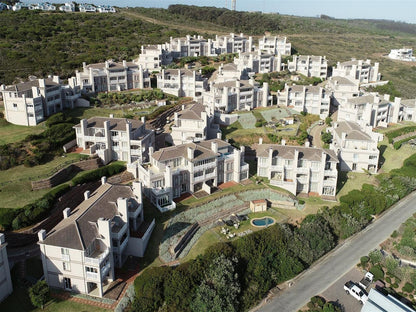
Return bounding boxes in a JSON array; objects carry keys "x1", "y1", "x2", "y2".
[
  {"x1": 86, "y1": 271, "x2": 99, "y2": 281},
  {"x1": 84, "y1": 248, "x2": 109, "y2": 266},
  {"x1": 61, "y1": 254, "x2": 70, "y2": 261}
]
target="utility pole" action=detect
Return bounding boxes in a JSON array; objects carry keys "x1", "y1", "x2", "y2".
[{"x1": 231, "y1": 0, "x2": 236, "y2": 11}]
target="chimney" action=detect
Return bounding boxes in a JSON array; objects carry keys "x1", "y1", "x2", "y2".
[
  {"x1": 141, "y1": 116, "x2": 146, "y2": 124},
  {"x1": 132, "y1": 181, "x2": 142, "y2": 202},
  {"x1": 304, "y1": 141, "x2": 310, "y2": 148},
  {"x1": 38, "y1": 229, "x2": 46, "y2": 242},
  {"x1": 187, "y1": 147, "x2": 194, "y2": 159},
  {"x1": 63, "y1": 207, "x2": 71, "y2": 219},
  {"x1": 217, "y1": 132, "x2": 222, "y2": 139},
  {"x1": 182, "y1": 104, "x2": 185, "y2": 110},
  {"x1": 84, "y1": 190, "x2": 90, "y2": 200},
  {"x1": 123, "y1": 60, "x2": 127, "y2": 67},
  {"x1": 149, "y1": 146, "x2": 154, "y2": 157},
  {"x1": 383, "y1": 94, "x2": 390, "y2": 101},
  {"x1": 281, "y1": 139, "x2": 286, "y2": 146},
  {"x1": 101, "y1": 176, "x2": 107, "y2": 185},
  {"x1": 259, "y1": 137, "x2": 263, "y2": 145},
  {"x1": 109, "y1": 114, "x2": 114, "y2": 118},
  {"x1": 211, "y1": 141, "x2": 218, "y2": 153}
]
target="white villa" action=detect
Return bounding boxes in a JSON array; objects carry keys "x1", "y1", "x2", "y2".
[
  {"x1": 325, "y1": 76, "x2": 360, "y2": 107},
  {"x1": 288, "y1": 55, "x2": 328, "y2": 79},
  {"x1": 332, "y1": 59, "x2": 381, "y2": 84},
  {"x1": 59, "y1": 2, "x2": 75, "y2": 12},
  {"x1": 74, "y1": 116, "x2": 155, "y2": 165},
  {"x1": 156, "y1": 69, "x2": 208, "y2": 98},
  {"x1": 277, "y1": 84, "x2": 330, "y2": 119},
  {"x1": 388, "y1": 48, "x2": 416, "y2": 62},
  {"x1": 256, "y1": 141, "x2": 339, "y2": 199},
  {"x1": 96, "y1": 5, "x2": 116, "y2": 13},
  {"x1": 136, "y1": 44, "x2": 172, "y2": 71},
  {"x1": 258, "y1": 36, "x2": 292, "y2": 55},
  {"x1": 29, "y1": 2, "x2": 55, "y2": 11},
  {"x1": 0, "y1": 234, "x2": 13, "y2": 303},
  {"x1": 168, "y1": 35, "x2": 215, "y2": 58},
  {"x1": 75, "y1": 60, "x2": 150, "y2": 93},
  {"x1": 1, "y1": 76, "x2": 81, "y2": 126},
  {"x1": 137, "y1": 139, "x2": 249, "y2": 212},
  {"x1": 213, "y1": 33, "x2": 253, "y2": 54},
  {"x1": 328, "y1": 121, "x2": 382, "y2": 173},
  {"x1": 202, "y1": 78, "x2": 271, "y2": 113},
  {"x1": 79, "y1": 3, "x2": 96, "y2": 12},
  {"x1": 234, "y1": 50, "x2": 282, "y2": 74},
  {"x1": 38, "y1": 179, "x2": 154, "y2": 298}
]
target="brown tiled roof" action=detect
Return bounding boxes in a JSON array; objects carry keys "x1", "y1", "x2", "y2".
[
  {"x1": 347, "y1": 94, "x2": 375, "y2": 105},
  {"x1": 4, "y1": 79, "x2": 59, "y2": 92},
  {"x1": 179, "y1": 102, "x2": 205, "y2": 120},
  {"x1": 86, "y1": 61, "x2": 137, "y2": 70},
  {"x1": 42, "y1": 183, "x2": 134, "y2": 250},
  {"x1": 287, "y1": 85, "x2": 321, "y2": 94},
  {"x1": 334, "y1": 121, "x2": 372, "y2": 141},
  {"x1": 328, "y1": 76, "x2": 358, "y2": 86},
  {"x1": 255, "y1": 144, "x2": 338, "y2": 162},
  {"x1": 74, "y1": 117, "x2": 143, "y2": 131}
]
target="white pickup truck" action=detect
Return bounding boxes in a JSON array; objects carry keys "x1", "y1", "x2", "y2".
[
  {"x1": 359, "y1": 272, "x2": 374, "y2": 289},
  {"x1": 344, "y1": 281, "x2": 368, "y2": 304}
]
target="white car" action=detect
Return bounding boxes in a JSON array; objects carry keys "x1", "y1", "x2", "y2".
[{"x1": 344, "y1": 281, "x2": 368, "y2": 304}]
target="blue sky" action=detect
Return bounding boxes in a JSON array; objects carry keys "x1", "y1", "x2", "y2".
[{"x1": 24, "y1": 0, "x2": 416, "y2": 24}]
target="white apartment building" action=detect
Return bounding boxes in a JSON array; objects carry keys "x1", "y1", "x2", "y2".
[
  {"x1": 397, "y1": 99, "x2": 416, "y2": 122},
  {"x1": 325, "y1": 76, "x2": 360, "y2": 107},
  {"x1": 168, "y1": 35, "x2": 215, "y2": 58},
  {"x1": 170, "y1": 102, "x2": 211, "y2": 145},
  {"x1": 0, "y1": 234, "x2": 13, "y2": 303},
  {"x1": 258, "y1": 36, "x2": 292, "y2": 55},
  {"x1": 29, "y1": 2, "x2": 55, "y2": 11},
  {"x1": 256, "y1": 141, "x2": 338, "y2": 199},
  {"x1": 96, "y1": 5, "x2": 116, "y2": 13},
  {"x1": 213, "y1": 33, "x2": 253, "y2": 54},
  {"x1": 338, "y1": 93, "x2": 399, "y2": 128},
  {"x1": 59, "y1": 2, "x2": 75, "y2": 12},
  {"x1": 277, "y1": 84, "x2": 330, "y2": 119},
  {"x1": 79, "y1": 3, "x2": 96, "y2": 12},
  {"x1": 75, "y1": 60, "x2": 150, "y2": 93},
  {"x1": 1, "y1": 76, "x2": 80, "y2": 126},
  {"x1": 332, "y1": 59, "x2": 381, "y2": 84},
  {"x1": 328, "y1": 121, "x2": 381, "y2": 173},
  {"x1": 215, "y1": 63, "x2": 248, "y2": 83},
  {"x1": 136, "y1": 44, "x2": 173, "y2": 71},
  {"x1": 388, "y1": 48, "x2": 416, "y2": 62},
  {"x1": 156, "y1": 69, "x2": 208, "y2": 98},
  {"x1": 38, "y1": 180, "x2": 154, "y2": 298},
  {"x1": 12, "y1": 2, "x2": 30, "y2": 11},
  {"x1": 74, "y1": 116, "x2": 155, "y2": 165},
  {"x1": 203, "y1": 79, "x2": 271, "y2": 113},
  {"x1": 0, "y1": 2, "x2": 8, "y2": 11},
  {"x1": 234, "y1": 50, "x2": 282, "y2": 74},
  {"x1": 288, "y1": 55, "x2": 328, "y2": 79},
  {"x1": 137, "y1": 139, "x2": 249, "y2": 212}
]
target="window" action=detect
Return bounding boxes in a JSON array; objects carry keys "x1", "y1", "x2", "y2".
[
  {"x1": 111, "y1": 131, "x2": 119, "y2": 137},
  {"x1": 194, "y1": 171, "x2": 203, "y2": 178},
  {"x1": 112, "y1": 141, "x2": 119, "y2": 147},
  {"x1": 64, "y1": 277, "x2": 72, "y2": 290},
  {"x1": 86, "y1": 267, "x2": 98, "y2": 273},
  {"x1": 63, "y1": 262, "x2": 71, "y2": 271},
  {"x1": 13, "y1": 103, "x2": 18, "y2": 109},
  {"x1": 61, "y1": 248, "x2": 69, "y2": 255},
  {"x1": 352, "y1": 163, "x2": 357, "y2": 171}
]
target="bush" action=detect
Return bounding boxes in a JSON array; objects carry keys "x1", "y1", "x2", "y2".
[
  {"x1": 360, "y1": 256, "x2": 370, "y2": 267},
  {"x1": 391, "y1": 230, "x2": 399, "y2": 238},
  {"x1": 71, "y1": 163, "x2": 126, "y2": 185},
  {"x1": 29, "y1": 280, "x2": 49, "y2": 309},
  {"x1": 403, "y1": 282, "x2": 414, "y2": 293},
  {"x1": 370, "y1": 265, "x2": 385, "y2": 281},
  {"x1": 393, "y1": 283, "x2": 399, "y2": 289},
  {"x1": 386, "y1": 276, "x2": 391, "y2": 284}
]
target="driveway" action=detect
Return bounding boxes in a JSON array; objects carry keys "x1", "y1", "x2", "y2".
[
  {"x1": 309, "y1": 124, "x2": 325, "y2": 148},
  {"x1": 253, "y1": 192, "x2": 416, "y2": 312}
]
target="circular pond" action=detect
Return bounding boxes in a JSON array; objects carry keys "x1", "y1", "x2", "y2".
[{"x1": 251, "y1": 217, "x2": 276, "y2": 227}]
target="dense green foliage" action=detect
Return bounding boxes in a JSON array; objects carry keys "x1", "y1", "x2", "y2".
[
  {"x1": 304, "y1": 296, "x2": 342, "y2": 312},
  {"x1": 366, "y1": 81, "x2": 401, "y2": 101},
  {"x1": 71, "y1": 162, "x2": 126, "y2": 185},
  {"x1": 385, "y1": 126, "x2": 416, "y2": 143},
  {"x1": 393, "y1": 135, "x2": 416, "y2": 150},
  {"x1": 321, "y1": 132, "x2": 332, "y2": 144},
  {"x1": 96, "y1": 89, "x2": 172, "y2": 106},
  {"x1": 0, "y1": 113, "x2": 75, "y2": 170},
  {"x1": 29, "y1": 280, "x2": 49, "y2": 309},
  {"x1": 168, "y1": 5, "x2": 280, "y2": 34}
]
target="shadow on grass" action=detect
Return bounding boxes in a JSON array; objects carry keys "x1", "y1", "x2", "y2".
[
  {"x1": 378, "y1": 144, "x2": 387, "y2": 168},
  {"x1": 336, "y1": 171, "x2": 348, "y2": 195}
]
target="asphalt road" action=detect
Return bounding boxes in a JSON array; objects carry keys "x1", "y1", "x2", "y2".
[{"x1": 254, "y1": 191, "x2": 416, "y2": 312}]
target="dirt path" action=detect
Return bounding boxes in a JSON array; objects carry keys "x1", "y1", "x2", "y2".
[{"x1": 309, "y1": 124, "x2": 325, "y2": 148}]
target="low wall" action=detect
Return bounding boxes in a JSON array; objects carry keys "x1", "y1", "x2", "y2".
[
  {"x1": 126, "y1": 219, "x2": 155, "y2": 258},
  {"x1": 31, "y1": 158, "x2": 102, "y2": 190},
  {"x1": 214, "y1": 112, "x2": 239, "y2": 126}
]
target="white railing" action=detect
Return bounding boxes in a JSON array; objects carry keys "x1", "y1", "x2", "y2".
[
  {"x1": 84, "y1": 248, "x2": 109, "y2": 266},
  {"x1": 61, "y1": 254, "x2": 70, "y2": 261},
  {"x1": 323, "y1": 179, "x2": 337, "y2": 186},
  {"x1": 194, "y1": 162, "x2": 216, "y2": 171},
  {"x1": 111, "y1": 223, "x2": 128, "y2": 240},
  {"x1": 324, "y1": 169, "x2": 337, "y2": 176},
  {"x1": 86, "y1": 271, "x2": 99, "y2": 281},
  {"x1": 240, "y1": 163, "x2": 249, "y2": 172}
]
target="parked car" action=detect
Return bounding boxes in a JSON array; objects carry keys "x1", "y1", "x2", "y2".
[
  {"x1": 359, "y1": 272, "x2": 374, "y2": 289},
  {"x1": 344, "y1": 281, "x2": 368, "y2": 304}
]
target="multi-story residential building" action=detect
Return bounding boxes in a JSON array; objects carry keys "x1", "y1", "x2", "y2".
[
  {"x1": 75, "y1": 60, "x2": 150, "y2": 93},
  {"x1": 170, "y1": 102, "x2": 212, "y2": 145},
  {"x1": 277, "y1": 84, "x2": 330, "y2": 119},
  {"x1": 168, "y1": 35, "x2": 215, "y2": 58},
  {"x1": 234, "y1": 50, "x2": 282, "y2": 74},
  {"x1": 258, "y1": 36, "x2": 292, "y2": 55},
  {"x1": 137, "y1": 139, "x2": 249, "y2": 212},
  {"x1": 0, "y1": 234, "x2": 13, "y2": 303},
  {"x1": 59, "y1": 2, "x2": 75, "y2": 12},
  {"x1": 1, "y1": 76, "x2": 80, "y2": 126},
  {"x1": 325, "y1": 76, "x2": 360, "y2": 107},
  {"x1": 256, "y1": 140, "x2": 338, "y2": 198},
  {"x1": 332, "y1": 59, "x2": 381, "y2": 84},
  {"x1": 74, "y1": 116, "x2": 155, "y2": 165},
  {"x1": 213, "y1": 33, "x2": 253, "y2": 54},
  {"x1": 328, "y1": 121, "x2": 382, "y2": 173},
  {"x1": 96, "y1": 5, "x2": 116, "y2": 13},
  {"x1": 38, "y1": 179, "x2": 154, "y2": 298},
  {"x1": 388, "y1": 48, "x2": 416, "y2": 62},
  {"x1": 156, "y1": 69, "x2": 208, "y2": 98},
  {"x1": 215, "y1": 63, "x2": 248, "y2": 83},
  {"x1": 12, "y1": 2, "x2": 30, "y2": 11},
  {"x1": 202, "y1": 78, "x2": 271, "y2": 113},
  {"x1": 0, "y1": 2, "x2": 9, "y2": 10},
  {"x1": 136, "y1": 44, "x2": 173, "y2": 70},
  {"x1": 288, "y1": 55, "x2": 328, "y2": 79},
  {"x1": 397, "y1": 98, "x2": 416, "y2": 122},
  {"x1": 29, "y1": 2, "x2": 56, "y2": 11},
  {"x1": 79, "y1": 3, "x2": 96, "y2": 12},
  {"x1": 337, "y1": 93, "x2": 400, "y2": 128}
]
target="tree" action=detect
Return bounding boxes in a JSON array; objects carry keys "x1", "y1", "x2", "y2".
[
  {"x1": 29, "y1": 280, "x2": 49, "y2": 310},
  {"x1": 321, "y1": 132, "x2": 332, "y2": 144},
  {"x1": 325, "y1": 117, "x2": 332, "y2": 126},
  {"x1": 191, "y1": 254, "x2": 240, "y2": 312}
]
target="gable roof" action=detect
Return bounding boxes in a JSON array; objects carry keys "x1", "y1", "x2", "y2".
[
  {"x1": 74, "y1": 117, "x2": 143, "y2": 131},
  {"x1": 334, "y1": 121, "x2": 372, "y2": 141},
  {"x1": 255, "y1": 144, "x2": 338, "y2": 162},
  {"x1": 4, "y1": 78, "x2": 59, "y2": 92},
  {"x1": 179, "y1": 102, "x2": 205, "y2": 121}
]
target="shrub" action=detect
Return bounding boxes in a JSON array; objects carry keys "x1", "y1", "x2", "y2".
[
  {"x1": 360, "y1": 256, "x2": 370, "y2": 267},
  {"x1": 370, "y1": 264, "x2": 385, "y2": 281},
  {"x1": 393, "y1": 283, "x2": 399, "y2": 289},
  {"x1": 29, "y1": 280, "x2": 49, "y2": 309},
  {"x1": 391, "y1": 230, "x2": 399, "y2": 238},
  {"x1": 71, "y1": 162, "x2": 126, "y2": 185},
  {"x1": 386, "y1": 276, "x2": 391, "y2": 284},
  {"x1": 403, "y1": 282, "x2": 414, "y2": 293}
]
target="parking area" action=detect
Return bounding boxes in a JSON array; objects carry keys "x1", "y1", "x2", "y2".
[{"x1": 320, "y1": 267, "x2": 365, "y2": 312}]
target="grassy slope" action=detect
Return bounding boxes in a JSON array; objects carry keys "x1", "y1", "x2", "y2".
[{"x1": 0, "y1": 119, "x2": 45, "y2": 145}]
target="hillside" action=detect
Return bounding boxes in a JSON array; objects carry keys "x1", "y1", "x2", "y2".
[{"x1": 0, "y1": 6, "x2": 415, "y2": 97}]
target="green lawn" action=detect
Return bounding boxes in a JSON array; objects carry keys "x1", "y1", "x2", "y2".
[
  {"x1": 378, "y1": 137, "x2": 416, "y2": 173},
  {"x1": 0, "y1": 119, "x2": 45, "y2": 145},
  {"x1": 336, "y1": 171, "x2": 377, "y2": 200},
  {"x1": 0, "y1": 153, "x2": 83, "y2": 208}
]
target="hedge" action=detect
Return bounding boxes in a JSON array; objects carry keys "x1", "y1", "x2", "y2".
[
  {"x1": 393, "y1": 135, "x2": 416, "y2": 150},
  {"x1": 386, "y1": 126, "x2": 416, "y2": 144},
  {"x1": 71, "y1": 162, "x2": 126, "y2": 185},
  {"x1": 0, "y1": 183, "x2": 70, "y2": 231}
]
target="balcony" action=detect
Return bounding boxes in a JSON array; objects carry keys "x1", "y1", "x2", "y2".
[
  {"x1": 323, "y1": 179, "x2": 337, "y2": 186},
  {"x1": 240, "y1": 163, "x2": 249, "y2": 173},
  {"x1": 324, "y1": 169, "x2": 337, "y2": 176},
  {"x1": 296, "y1": 167, "x2": 309, "y2": 174},
  {"x1": 61, "y1": 254, "x2": 70, "y2": 261},
  {"x1": 128, "y1": 202, "x2": 142, "y2": 218},
  {"x1": 119, "y1": 236, "x2": 129, "y2": 253},
  {"x1": 86, "y1": 271, "x2": 99, "y2": 281},
  {"x1": 84, "y1": 248, "x2": 109, "y2": 266}
]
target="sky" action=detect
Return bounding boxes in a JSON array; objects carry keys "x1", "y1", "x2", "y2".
[{"x1": 23, "y1": 0, "x2": 416, "y2": 24}]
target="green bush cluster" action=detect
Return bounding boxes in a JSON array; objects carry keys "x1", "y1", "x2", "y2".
[
  {"x1": 0, "y1": 184, "x2": 70, "y2": 231},
  {"x1": 97, "y1": 89, "x2": 173, "y2": 106},
  {"x1": 305, "y1": 296, "x2": 341, "y2": 312},
  {"x1": 71, "y1": 162, "x2": 126, "y2": 185},
  {"x1": 386, "y1": 126, "x2": 416, "y2": 143},
  {"x1": 393, "y1": 135, "x2": 416, "y2": 150}
]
